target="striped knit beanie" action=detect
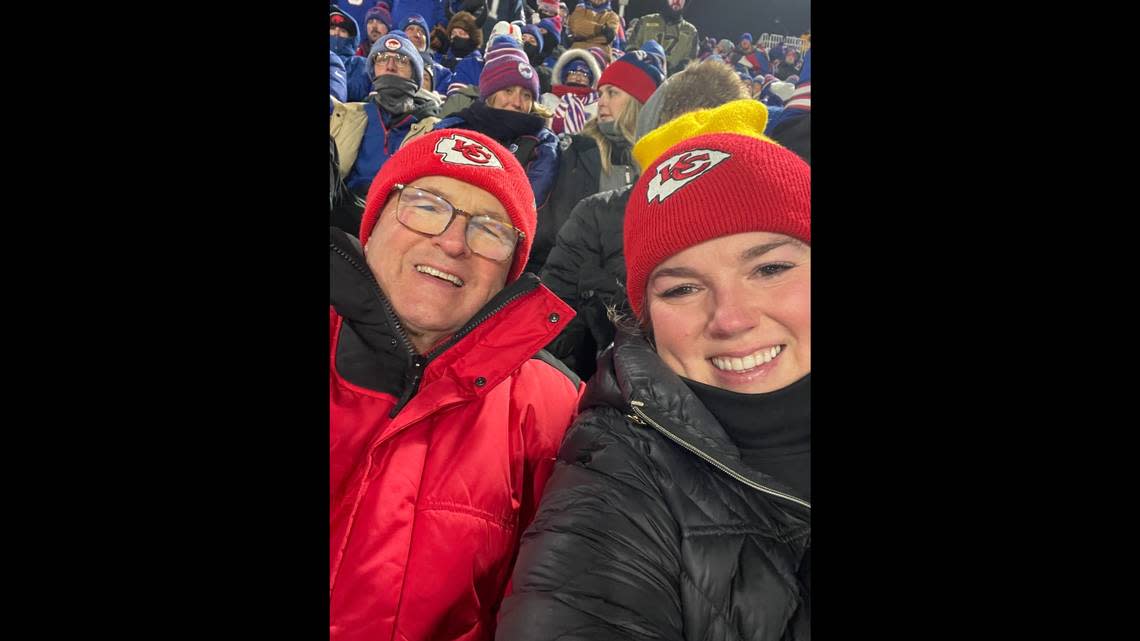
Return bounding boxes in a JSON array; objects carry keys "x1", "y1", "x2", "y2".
[{"x1": 479, "y1": 38, "x2": 540, "y2": 99}]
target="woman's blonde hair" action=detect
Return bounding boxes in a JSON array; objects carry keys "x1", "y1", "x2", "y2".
[{"x1": 580, "y1": 89, "x2": 643, "y2": 175}]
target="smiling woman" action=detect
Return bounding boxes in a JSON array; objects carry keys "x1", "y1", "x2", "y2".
[{"x1": 497, "y1": 100, "x2": 812, "y2": 641}]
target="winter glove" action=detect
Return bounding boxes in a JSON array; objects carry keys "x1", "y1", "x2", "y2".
[
  {"x1": 430, "y1": 25, "x2": 450, "y2": 53},
  {"x1": 599, "y1": 25, "x2": 616, "y2": 43}
]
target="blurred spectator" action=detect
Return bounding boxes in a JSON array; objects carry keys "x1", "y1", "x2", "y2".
[
  {"x1": 331, "y1": 8, "x2": 373, "y2": 102},
  {"x1": 626, "y1": 0, "x2": 699, "y2": 75},
  {"x1": 568, "y1": 0, "x2": 620, "y2": 61},
  {"x1": 541, "y1": 48, "x2": 602, "y2": 135}
]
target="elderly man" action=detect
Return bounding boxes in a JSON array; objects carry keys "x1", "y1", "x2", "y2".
[{"x1": 330, "y1": 128, "x2": 582, "y2": 641}]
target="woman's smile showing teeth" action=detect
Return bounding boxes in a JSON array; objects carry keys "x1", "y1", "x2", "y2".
[{"x1": 710, "y1": 344, "x2": 784, "y2": 373}]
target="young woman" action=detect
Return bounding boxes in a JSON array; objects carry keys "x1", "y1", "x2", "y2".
[
  {"x1": 528, "y1": 48, "x2": 664, "y2": 275},
  {"x1": 497, "y1": 99, "x2": 812, "y2": 641},
  {"x1": 416, "y1": 38, "x2": 560, "y2": 208}
]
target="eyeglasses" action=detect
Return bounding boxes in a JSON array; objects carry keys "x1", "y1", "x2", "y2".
[
  {"x1": 373, "y1": 52, "x2": 411, "y2": 69},
  {"x1": 391, "y1": 184, "x2": 524, "y2": 262}
]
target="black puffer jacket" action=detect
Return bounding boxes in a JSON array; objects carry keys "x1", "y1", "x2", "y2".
[
  {"x1": 496, "y1": 330, "x2": 811, "y2": 641},
  {"x1": 538, "y1": 185, "x2": 631, "y2": 381},
  {"x1": 528, "y1": 134, "x2": 600, "y2": 277}
]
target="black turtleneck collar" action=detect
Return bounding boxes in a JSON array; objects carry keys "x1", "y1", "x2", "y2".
[{"x1": 682, "y1": 374, "x2": 811, "y2": 500}]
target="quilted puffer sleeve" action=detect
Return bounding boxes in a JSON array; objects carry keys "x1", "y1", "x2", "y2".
[{"x1": 495, "y1": 411, "x2": 685, "y2": 641}]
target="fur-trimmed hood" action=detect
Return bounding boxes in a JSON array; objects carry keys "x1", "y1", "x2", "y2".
[
  {"x1": 446, "y1": 10, "x2": 483, "y2": 50},
  {"x1": 551, "y1": 48, "x2": 602, "y2": 89}
]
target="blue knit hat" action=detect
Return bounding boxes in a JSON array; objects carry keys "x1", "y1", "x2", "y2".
[
  {"x1": 537, "y1": 18, "x2": 561, "y2": 45},
  {"x1": 641, "y1": 39, "x2": 667, "y2": 73},
  {"x1": 400, "y1": 14, "x2": 429, "y2": 38},
  {"x1": 521, "y1": 24, "x2": 544, "y2": 53},
  {"x1": 739, "y1": 32, "x2": 753, "y2": 43},
  {"x1": 368, "y1": 30, "x2": 424, "y2": 87}
]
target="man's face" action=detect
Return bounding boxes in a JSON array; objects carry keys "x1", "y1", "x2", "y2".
[
  {"x1": 559, "y1": 6, "x2": 569, "y2": 18},
  {"x1": 366, "y1": 19, "x2": 388, "y2": 43},
  {"x1": 364, "y1": 176, "x2": 514, "y2": 354},
  {"x1": 522, "y1": 33, "x2": 538, "y2": 47},
  {"x1": 451, "y1": 27, "x2": 470, "y2": 40},
  {"x1": 406, "y1": 25, "x2": 427, "y2": 51},
  {"x1": 739, "y1": 39, "x2": 752, "y2": 51},
  {"x1": 373, "y1": 52, "x2": 414, "y2": 80},
  {"x1": 330, "y1": 26, "x2": 351, "y2": 39},
  {"x1": 669, "y1": 0, "x2": 685, "y2": 11}
]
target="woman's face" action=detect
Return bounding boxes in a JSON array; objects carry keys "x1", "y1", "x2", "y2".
[
  {"x1": 486, "y1": 85, "x2": 534, "y2": 113},
  {"x1": 597, "y1": 85, "x2": 632, "y2": 122},
  {"x1": 647, "y1": 231, "x2": 810, "y2": 393}
]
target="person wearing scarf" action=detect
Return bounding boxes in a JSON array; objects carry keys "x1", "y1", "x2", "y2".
[
  {"x1": 528, "y1": 47, "x2": 664, "y2": 276},
  {"x1": 430, "y1": 38, "x2": 560, "y2": 208},
  {"x1": 334, "y1": 31, "x2": 442, "y2": 202},
  {"x1": 540, "y1": 48, "x2": 603, "y2": 135}
]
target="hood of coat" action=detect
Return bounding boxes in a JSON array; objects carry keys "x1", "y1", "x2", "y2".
[{"x1": 551, "y1": 47, "x2": 603, "y2": 89}]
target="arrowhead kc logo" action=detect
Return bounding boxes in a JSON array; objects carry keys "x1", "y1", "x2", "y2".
[
  {"x1": 434, "y1": 134, "x2": 504, "y2": 168},
  {"x1": 645, "y1": 149, "x2": 731, "y2": 204}
]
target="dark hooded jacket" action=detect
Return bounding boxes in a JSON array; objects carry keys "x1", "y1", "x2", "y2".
[
  {"x1": 496, "y1": 330, "x2": 811, "y2": 641},
  {"x1": 537, "y1": 185, "x2": 630, "y2": 381}
]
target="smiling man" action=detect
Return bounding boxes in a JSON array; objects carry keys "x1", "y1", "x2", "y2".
[{"x1": 329, "y1": 128, "x2": 583, "y2": 641}]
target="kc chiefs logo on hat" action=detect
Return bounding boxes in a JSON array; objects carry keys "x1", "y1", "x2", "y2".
[
  {"x1": 331, "y1": 14, "x2": 347, "y2": 25},
  {"x1": 646, "y1": 149, "x2": 731, "y2": 204},
  {"x1": 384, "y1": 37, "x2": 402, "y2": 51},
  {"x1": 434, "y1": 134, "x2": 504, "y2": 168}
]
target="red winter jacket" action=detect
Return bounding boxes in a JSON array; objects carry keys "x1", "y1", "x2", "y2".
[{"x1": 330, "y1": 228, "x2": 583, "y2": 641}]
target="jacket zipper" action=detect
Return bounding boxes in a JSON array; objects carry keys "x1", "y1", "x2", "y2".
[
  {"x1": 332, "y1": 241, "x2": 542, "y2": 415},
  {"x1": 331, "y1": 243, "x2": 425, "y2": 416},
  {"x1": 628, "y1": 401, "x2": 811, "y2": 510},
  {"x1": 422, "y1": 283, "x2": 538, "y2": 362}
]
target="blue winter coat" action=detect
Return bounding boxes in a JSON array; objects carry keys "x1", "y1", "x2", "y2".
[
  {"x1": 430, "y1": 61, "x2": 453, "y2": 94},
  {"x1": 330, "y1": 52, "x2": 348, "y2": 107},
  {"x1": 330, "y1": 12, "x2": 374, "y2": 102},
  {"x1": 433, "y1": 112, "x2": 560, "y2": 208},
  {"x1": 345, "y1": 101, "x2": 433, "y2": 193},
  {"x1": 391, "y1": 0, "x2": 446, "y2": 29},
  {"x1": 449, "y1": 49, "x2": 484, "y2": 94}
]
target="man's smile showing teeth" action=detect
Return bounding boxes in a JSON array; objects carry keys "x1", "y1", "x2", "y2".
[
  {"x1": 710, "y1": 345, "x2": 784, "y2": 372},
  {"x1": 415, "y1": 264, "x2": 464, "y2": 287}
]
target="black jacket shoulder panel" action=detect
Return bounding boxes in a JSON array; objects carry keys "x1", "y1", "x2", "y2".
[{"x1": 531, "y1": 348, "x2": 582, "y2": 390}]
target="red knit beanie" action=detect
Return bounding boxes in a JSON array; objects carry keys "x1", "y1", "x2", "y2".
[
  {"x1": 359, "y1": 128, "x2": 537, "y2": 283},
  {"x1": 597, "y1": 50, "x2": 665, "y2": 104},
  {"x1": 624, "y1": 132, "x2": 811, "y2": 318}
]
